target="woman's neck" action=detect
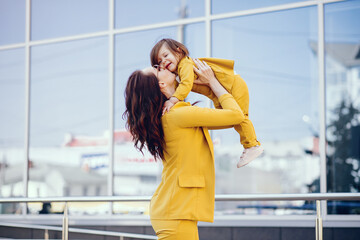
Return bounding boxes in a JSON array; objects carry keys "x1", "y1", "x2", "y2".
[
  {"x1": 160, "y1": 81, "x2": 176, "y2": 99},
  {"x1": 162, "y1": 87, "x2": 175, "y2": 99}
]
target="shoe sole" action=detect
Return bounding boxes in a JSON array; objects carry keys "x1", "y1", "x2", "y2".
[{"x1": 237, "y1": 147, "x2": 264, "y2": 168}]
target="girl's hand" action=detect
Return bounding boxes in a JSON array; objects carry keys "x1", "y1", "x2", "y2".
[
  {"x1": 193, "y1": 59, "x2": 216, "y2": 86},
  {"x1": 163, "y1": 100, "x2": 174, "y2": 115},
  {"x1": 162, "y1": 97, "x2": 178, "y2": 115}
]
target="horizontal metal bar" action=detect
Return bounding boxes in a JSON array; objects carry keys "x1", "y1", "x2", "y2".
[
  {"x1": 0, "y1": 0, "x2": 345, "y2": 51},
  {"x1": 0, "y1": 193, "x2": 359, "y2": 204},
  {"x1": 0, "y1": 222, "x2": 157, "y2": 239},
  {"x1": 210, "y1": 0, "x2": 344, "y2": 21},
  {"x1": 215, "y1": 193, "x2": 360, "y2": 201}
]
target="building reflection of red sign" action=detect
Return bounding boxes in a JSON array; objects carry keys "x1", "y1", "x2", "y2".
[{"x1": 126, "y1": 158, "x2": 155, "y2": 163}]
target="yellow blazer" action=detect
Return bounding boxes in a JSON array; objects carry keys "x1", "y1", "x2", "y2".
[
  {"x1": 149, "y1": 94, "x2": 244, "y2": 222},
  {"x1": 173, "y1": 57, "x2": 236, "y2": 107}
]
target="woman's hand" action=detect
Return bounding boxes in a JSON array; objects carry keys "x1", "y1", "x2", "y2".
[
  {"x1": 193, "y1": 58, "x2": 228, "y2": 98},
  {"x1": 193, "y1": 59, "x2": 216, "y2": 86}
]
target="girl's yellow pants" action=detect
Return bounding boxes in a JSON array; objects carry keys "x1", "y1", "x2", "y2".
[
  {"x1": 193, "y1": 74, "x2": 260, "y2": 148},
  {"x1": 151, "y1": 219, "x2": 199, "y2": 240}
]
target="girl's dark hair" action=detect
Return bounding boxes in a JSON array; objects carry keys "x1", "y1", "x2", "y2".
[
  {"x1": 150, "y1": 38, "x2": 189, "y2": 66},
  {"x1": 123, "y1": 70, "x2": 167, "y2": 161}
]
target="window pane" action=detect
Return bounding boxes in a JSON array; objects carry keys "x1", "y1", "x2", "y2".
[
  {"x1": 0, "y1": 0, "x2": 25, "y2": 46},
  {"x1": 0, "y1": 48, "x2": 25, "y2": 214},
  {"x1": 31, "y1": 0, "x2": 108, "y2": 41},
  {"x1": 183, "y1": 23, "x2": 209, "y2": 107},
  {"x1": 212, "y1": 7, "x2": 319, "y2": 215},
  {"x1": 324, "y1": 0, "x2": 360, "y2": 215},
  {"x1": 212, "y1": 0, "x2": 309, "y2": 14},
  {"x1": 114, "y1": 27, "x2": 177, "y2": 214},
  {"x1": 29, "y1": 37, "x2": 109, "y2": 215},
  {"x1": 115, "y1": 0, "x2": 204, "y2": 29}
]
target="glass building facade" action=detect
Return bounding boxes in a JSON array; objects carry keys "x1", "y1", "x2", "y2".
[{"x1": 0, "y1": 0, "x2": 359, "y2": 221}]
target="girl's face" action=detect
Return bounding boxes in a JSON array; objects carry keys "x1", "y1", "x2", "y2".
[{"x1": 157, "y1": 44, "x2": 180, "y2": 73}]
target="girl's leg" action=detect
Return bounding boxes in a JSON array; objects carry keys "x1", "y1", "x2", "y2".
[
  {"x1": 151, "y1": 219, "x2": 199, "y2": 240},
  {"x1": 232, "y1": 75, "x2": 263, "y2": 167},
  {"x1": 232, "y1": 75, "x2": 260, "y2": 148}
]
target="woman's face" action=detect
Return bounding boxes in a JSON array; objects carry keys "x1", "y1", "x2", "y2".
[{"x1": 143, "y1": 66, "x2": 176, "y2": 90}]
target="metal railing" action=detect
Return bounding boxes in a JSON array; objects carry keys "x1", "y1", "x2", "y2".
[
  {"x1": 1, "y1": 193, "x2": 360, "y2": 240},
  {"x1": 0, "y1": 221, "x2": 157, "y2": 240}
]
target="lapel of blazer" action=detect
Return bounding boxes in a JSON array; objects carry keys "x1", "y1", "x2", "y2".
[{"x1": 202, "y1": 127, "x2": 214, "y2": 161}]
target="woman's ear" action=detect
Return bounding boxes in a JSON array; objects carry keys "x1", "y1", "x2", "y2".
[{"x1": 158, "y1": 81, "x2": 166, "y2": 89}]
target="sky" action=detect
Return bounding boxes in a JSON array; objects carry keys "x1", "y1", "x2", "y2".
[{"x1": 0, "y1": 0, "x2": 360, "y2": 148}]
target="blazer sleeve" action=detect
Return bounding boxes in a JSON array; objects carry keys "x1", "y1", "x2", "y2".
[
  {"x1": 172, "y1": 58, "x2": 195, "y2": 101},
  {"x1": 169, "y1": 94, "x2": 245, "y2": 128}
]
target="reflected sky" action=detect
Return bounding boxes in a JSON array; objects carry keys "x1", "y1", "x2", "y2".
[
  {"x1": 115, "y1": 0, "x2": 205, "y2": 28},
  {"x1": 31, "y1": 0, "x2": 108, "y2": 40},
  {"x1": 0, "y1": 0, "x2": 25, "y2": 45}
]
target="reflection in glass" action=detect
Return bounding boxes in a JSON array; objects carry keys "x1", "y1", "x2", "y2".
[
  {"x1": 212, "y1": 7, "x2": 319, "y2": 215},
  {"x1": 29, "y1": 37, "x2": 109, "y2": 214},
  {"x1": 114, "y1": 28, "x2": 176, "y2": 208},
  {"x1": 212, "y1": 0, "x2": 306, "y2": 14},
  {"x1": 183, "y1": 23, "x2": 209, "y2": 107},
  {"x1": 0, "y1": 48, "x2": 25, "y2": 214},
  {"x1": 31, "y1": 0, "x2": 108, "y2": 41},
  {"x1": 0, "y1": 0, "x2": 25, "y2": 46},
  {"x1": 115, "y1": 0, "x2": 204, "y2": 29},
  {"x1": 324, "y1": 0, "x2": 360, "y2": 215}
]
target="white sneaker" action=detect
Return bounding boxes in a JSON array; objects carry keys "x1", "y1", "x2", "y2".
[{"x1": 237, "y1": 145, "x2": 264, "y2": 168}]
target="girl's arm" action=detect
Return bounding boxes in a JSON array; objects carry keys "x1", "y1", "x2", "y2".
[{"x1": 172, "y1": 57, "x2": 196, "y2": 101}]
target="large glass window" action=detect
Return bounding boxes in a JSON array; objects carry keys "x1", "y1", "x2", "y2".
[
  {"x1": 212, "y1": 6, "x2": 319, "y2": 215},
  {"x1": 31, "y1": 0, "x2": 108, "y2": 41},
  {"x1": 115, "y1": 0, "x2": 204, "y2": 29},
  {"x1": 0, "y1": 48, "x2": 25, "y2": 214},
  {"x1": 28, "y1": 37, "x2": 109, "y2": 214},
  {"x1": 324, "y1": 0, "x2": 360, "y2": 215},
  {"x1": 0, "y1": 0, "x2": 359, "y2": 219},
  {"x1": 0, "y1": 0, "x2": 25, "y2": 46}
]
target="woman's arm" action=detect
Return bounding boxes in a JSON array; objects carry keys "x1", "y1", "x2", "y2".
[
  {"x1": 192, "y1": 59, "x2": 228, "y2": 98},
  {"x1": 168, "y1": 60, "x2": 245, "y2": 128},
  {"x1": 169, "y1": 94, "x2": 244, "y2": 128}
]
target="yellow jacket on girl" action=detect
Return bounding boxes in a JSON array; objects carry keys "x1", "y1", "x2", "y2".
[{"x1": 174, "y1": 56, "x2": 260, "y2": 149}]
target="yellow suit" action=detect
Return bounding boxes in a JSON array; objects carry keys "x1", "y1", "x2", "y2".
[
  {"x1": 150, "y1": 94, "x2": 244, "y2": 224},
  {"x1": 173, "y1": 56, "x2": 260, "y2": 148}
]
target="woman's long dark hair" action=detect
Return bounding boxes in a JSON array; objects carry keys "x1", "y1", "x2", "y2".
[{"x1": 123, "y1": 70, "x2": 167, "y2": 161}]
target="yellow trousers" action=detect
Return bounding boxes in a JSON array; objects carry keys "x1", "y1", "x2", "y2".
[
  {"x1": 193, "y1": 74, "x2": 260, "y2": 148},
  {"x1": 151, "y1": 219, "x2": 199, "y2": 240}
]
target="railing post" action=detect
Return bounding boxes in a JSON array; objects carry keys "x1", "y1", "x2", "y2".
[
  {"x1": 316, "y1": 200, "x2": 323, "y2": 240},
  {"x1": 62, "y1": 202, "x2": 69, "y2": 240},
  {"x1": 44, "y1": 229, "x2": 49, "y2": 240},
  {"x1": 120, "y1": 236, "x2": 124, "y2": 240}
]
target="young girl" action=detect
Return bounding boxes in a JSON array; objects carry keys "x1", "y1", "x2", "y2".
[{"x1": 150, "y1": 38, "x2": 263, "y2": 168}]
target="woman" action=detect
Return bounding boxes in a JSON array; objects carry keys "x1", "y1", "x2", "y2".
[{"x1": 124, "y1": 59, "x2": 245, "y2": 239}]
